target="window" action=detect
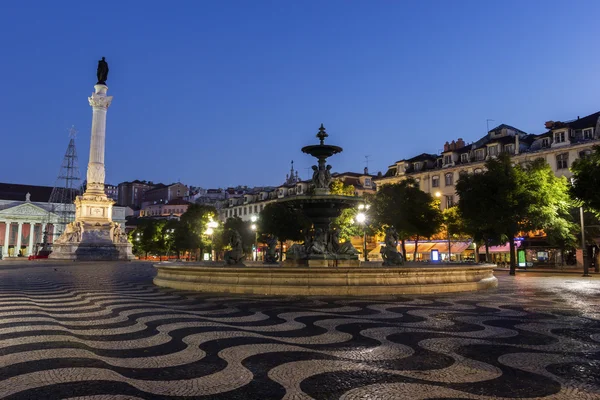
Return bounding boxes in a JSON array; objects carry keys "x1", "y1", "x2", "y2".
[
  {"x1": 446, "y1": 195, "x2": 454, "y2": 208},
  {"x1": 297, "y1": 185, "x2": 303, "y2": 194},
  {"x1": 474, "y1": 168, "x2": 483, "y2": 174},
  {"x1": 579, "y1": 149, "x2": 592, "y2": 159},
  {"x1": 542, "y1": 138, "x2": 550, "y2": 148},
  {"x1": 414, "y1": 162, "x2": 422, "y2": 171},
  {"x1": 365, "y1": 178, "x2": 371, "y2": 187},
  {"x1": 254, "y1": 205, "x2": 258, "y2": 213},
  {"x1": 460, "y1": 153, "x2": 468, "y2": 163},
  {"x1": 504, "y1": 144, "x2": 514, "y2": 154},
  {"x1": 414, "y1": 178, "x2": 420, "y2": 189},
  {"x1": 432, "y1": 176, "x2": 440, "y2": 187},
  {"x1": 475, "y1": 149, "x2": 485, "y2": 161},
  {"x1": 583, "y1": 128, "x2": 594, "y2": 139},
  {"x1": 443, "y1": 155, "x2": 453, "y2": 165},
  {"x1": 554, "y1": 131, "x2": 566, "y2": 143},
  {"x1": 488, "y1": 145, "x2": 498, "y2": 156},
  {"x1": 445, "y1": 173, "x2": 453, "y2": 186},
  {"x1": 260, "y1": 204, "x2": 264, "y2": 211},
  {"x1": 243, "y1": 207, "x2": 247, "y2": 215},
  {"x1": 459, "y1": 170, "x2": 467, "y2": 177},
  {"x1": 556, "y1": 153, "x2": 569, "y2": 169}
]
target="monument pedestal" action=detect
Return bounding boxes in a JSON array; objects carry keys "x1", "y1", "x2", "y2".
[{"x1": 49, "y1": 222, "x2": 134, "y2": 261}]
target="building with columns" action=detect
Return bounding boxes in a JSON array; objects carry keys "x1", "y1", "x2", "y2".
[{"x1": 0, "y1": 183, "x2": 128, "y2": 258}]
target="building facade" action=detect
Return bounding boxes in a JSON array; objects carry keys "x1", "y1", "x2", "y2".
[
  {"x1": 139, "y1": 198, "x2": 191, "y2": 218},
  {"x1": 142, "y1": 183, "x2": 188, "y2": 205},
  {"x1": 374, "y1": 112, "x2": 600, "y2": 210},
  {"x1": 117, "y1": 180, "x2": 154, "y2": 209}
]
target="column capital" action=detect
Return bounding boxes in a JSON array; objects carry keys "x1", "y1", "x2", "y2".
[{"x1": 88, "y1": 86, "x2": 112, "y2": 109}]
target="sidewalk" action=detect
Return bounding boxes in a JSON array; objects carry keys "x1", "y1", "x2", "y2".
[{"x1": 494, "y1": 266, "x2": 599, "y2": 274}]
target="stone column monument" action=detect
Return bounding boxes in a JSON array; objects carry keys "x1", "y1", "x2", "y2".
[{"x1": 50, "y1": 58, "x2": 134, "y2": 260}]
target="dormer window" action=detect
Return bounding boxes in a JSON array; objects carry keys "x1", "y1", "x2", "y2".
[
  {"x1": 542, "y1": 138, "x2": 550, "y2": 148},
  {"x1": 504, "y1": 144, "x2": 515, "y2": 154},
  {"x1": 554, "y1": 131, "x2": 566, "y2": 143},
  {"x1": 443, "y1": 155, "x2": 452, "y2": 165},
  {"x1": 297, "y1": 185, "x2": 303, "y2": 194},
  {"x1": 460, "y1": 153, "x2": 468, "y2": 163},
  {"x1": 414, "y1": 162, "x2": 422, "y2": 171},
  {"x1": 488, "y1": 145, "x2": 498, "y2": 157},
  {"x1": 364, "y1": 178, "x2": 371, "y2": 187},
  {"x1": 583, "y1": 128, "x2": 594, "y2": 140}
]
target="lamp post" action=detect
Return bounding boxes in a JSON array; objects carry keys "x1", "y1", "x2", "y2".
[
  {"x1": 571, "y1": 178, "x2": 590, "y2": 277},
  {"x1": 205, "y1": 219, "x2": 218, "y2": 261},
  {"x1": 165, "y1": 228, "x2": 174, "y2": 260},
  {"x1": 356, "y1": 203, "x2": 369, "y2": 262},
  {"x1": 251, "y1": 215, "x2": 258, "y2": 261},
  {"x1": 435, "y1": 191, "x2": 452, "y2": 262}
]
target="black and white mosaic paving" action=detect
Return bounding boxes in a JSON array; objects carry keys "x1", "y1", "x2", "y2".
[{"x1": 0, "y1": 262, "x2": 599, "y2": 399}]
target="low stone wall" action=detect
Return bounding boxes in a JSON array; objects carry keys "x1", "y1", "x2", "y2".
[{"x1": 153, "y1": 264, "x2": 498, "y2": 296}]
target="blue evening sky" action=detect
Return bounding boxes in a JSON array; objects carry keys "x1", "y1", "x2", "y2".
[{"x1": 1, "y1": 1, "x2": 599, "y2": 189}]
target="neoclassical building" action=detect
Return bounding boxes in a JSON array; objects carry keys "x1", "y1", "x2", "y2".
[
  {"x1": 374, "y1": 111, "x2": 600, "y2": 209},
  {"x1": 0, "y1": 183, "x2": 128, "y2": 258}
]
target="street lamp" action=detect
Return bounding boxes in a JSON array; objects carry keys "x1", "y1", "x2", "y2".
[
  {"x1": 435, "y1": 192, "x2": 451, "y2": 262},
  {"x1": 251, "y1": 215, "x2": 258, "y2": 261},
  {"x1": 165, "y1": 228, "x2": 174, "y2": 260},
  {"x1": 356, "y1": 211, "x2": 367, "y2": 262},
  {"x1": 571, "y1": 178, "x2": 590, "y2": 277},
  {"x1": 205, "y1": 219, "x2": 218, "y2": 261}
]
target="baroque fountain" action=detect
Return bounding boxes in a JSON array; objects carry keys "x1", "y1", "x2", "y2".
[
  {"x1": 153, "y1": 125, "x2": 497, "y2": 296},
  {"x1": 282, "y1": 124, "x2": 362, "y2": 267}
]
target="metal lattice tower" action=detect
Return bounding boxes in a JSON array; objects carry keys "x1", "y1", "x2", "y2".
[{"x1": 43, "y1": 126, "x2": 81, "y2": 246}]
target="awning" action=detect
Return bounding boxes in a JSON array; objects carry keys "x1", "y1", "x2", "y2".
[
  {"x1": 478, "y1": 241, "x2": 522, "y2": 253},
  {"x1": 368, "y1": 240, "x2": 472, "y2": 256}
]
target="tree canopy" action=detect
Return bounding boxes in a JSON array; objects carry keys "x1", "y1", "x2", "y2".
[
  {"x1": 330, "y1": 179, "x2": 362, "y2": 240},
  {"x1": 258, "y1": 202, "x2": 308, "y2": 243},
  {"x1": 570, "y1": 145, "x2": 600, "y2": 216},
  {"x1": 456, "y1": 153, "x2": 575, "y2": 274},
  {"x1": 370, "y1": 178, "x2": 442, "y2": 257}
]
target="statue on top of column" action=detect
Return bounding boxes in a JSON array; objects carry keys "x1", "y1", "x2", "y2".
[{"x1": 97, "y1": 57, "x2": 109, "y2": 85}]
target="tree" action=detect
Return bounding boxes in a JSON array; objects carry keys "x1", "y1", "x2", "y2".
[
  {"x1": 455, "y1": 171, "x2": 506, "y2": 263},
  {"x1": 130, "y1": 219, "x2": 168, "y2": 258},
  {"x1": 329, "y1": 179, "x2": 355, "y2": 196},
  {"x1": 330, "y1": 179, "x2": 362, "y2": 240},
  {"x1": 570, "y1": 145, "x2": 600, "y2": 216},
  {"x1": 221, "y1": 217, "x2": 255, "y2": 254},
  {"x1": 175, "y1": 204, "x2": 217, "y2": 260},
  {"x1": 258, "y1": 202, "x2": 309, "y2": 257},
  {"x1": 370, "y1": 178, "x2": 442, "y2": 258},
  {"x1": 441, "y1": 206, "x2": 470, "y2": 261},
  {"x1": 457, "y1": 153, "x2": 575, "y2": 275}
]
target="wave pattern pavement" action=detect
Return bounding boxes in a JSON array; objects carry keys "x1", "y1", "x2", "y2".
[{"x1": 0, "y1": 262, "x2": 598, "y2": 399}]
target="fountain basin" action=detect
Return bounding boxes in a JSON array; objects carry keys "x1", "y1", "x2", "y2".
[{"x1": 153, "y1": 263, "x2": 498, "y2": 296}]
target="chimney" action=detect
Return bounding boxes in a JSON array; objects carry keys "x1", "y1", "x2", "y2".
[
  {"x1": 443, "y1": 141, "x2": 450, "y2": 152},
  {"x1": 450, "y1": 140, "x2": 456, "y2": 151},
  {"x1": 364, "y1": 167, "x2": 369, "y2": 175},
  {"x1": 545, "y1": 121, "x2": 554, "y2": 129},
  {"x1": 456, "y1": 138, "x2": 465, "y2": 149},
  {"x1": 515, "y1": 134, "x2": 519, "y2": 155}
]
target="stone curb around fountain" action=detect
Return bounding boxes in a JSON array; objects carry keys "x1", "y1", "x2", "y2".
[{"x1": 153, "y1": 263, "x2": 498, "y2": 296}]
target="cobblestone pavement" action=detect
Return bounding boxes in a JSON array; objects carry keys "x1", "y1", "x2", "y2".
[{"x1": 0, "y1": 262, "x2": 599, "y2": 399}]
